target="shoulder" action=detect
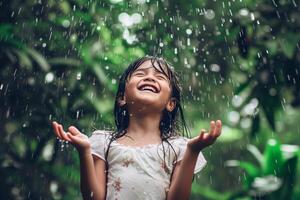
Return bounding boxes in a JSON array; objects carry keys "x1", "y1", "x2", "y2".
[
  {"x1": 88, "y1": 129, "x2": 114, "y2": 144},
  {"x1": 91, "y1": 129, "x2": 114, "y2": 135},
  {"x1": 163, "y1": 136, "x2": 190, "y2": 156},
  {"x1": 167, "y1": 135, "x2": 189, "y2": 146}
]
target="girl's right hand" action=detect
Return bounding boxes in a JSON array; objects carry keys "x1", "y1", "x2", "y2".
[{"x1": 52, "y1": 121, "x2": 91, "y2": 153}]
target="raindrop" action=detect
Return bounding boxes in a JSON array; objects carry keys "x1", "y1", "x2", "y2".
[
  {"x1": 271, "y1": 0, "x2": 278, "y2": 7},
  {"x1": 77, "y1": 72, "x2": 81, "y2": 80},
  {"x1": 76, "y1": 110, "x2": 80, "y2": 119},
  {"x1": 62, "y1": 19, "x2": 70, "y2": 28},
  {"x1": 110, "y1": 0, "x2": 123, "y2": 3},
  {"x1": 50, "y1": 181, "x2": 58, "y2": 193},
  {"x1": 209, "y1": 64, "x2": 220, "y2": 72},
  {"x1": 186, "y1": 28, "x2": 192, "y2": 35},
  {"x1": 42, "y1": 43, "x2": 46, "y2": 47},
  {"x1": 45, "y1": 72, "x2": 54, "y2": 83},
  {"x1": 250, "y1": 13, "x2": 255, "y2": 21},
  {"x1": 204, "y1": 9, "x2": 215, "y2": 20},
  {"x1": 239, "y1": 8, "x2": 249, "y2": 16},
  {"x1": 174, "y1": 48, "x2": 178, "y2": 54},
  {"x1": 187, "y1": 38, "x2": 190, "y2": 46}
]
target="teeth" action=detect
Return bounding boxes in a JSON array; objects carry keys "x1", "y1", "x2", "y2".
[{"x1": 141, "y1": 85, "x2": 157, "y2": 92}]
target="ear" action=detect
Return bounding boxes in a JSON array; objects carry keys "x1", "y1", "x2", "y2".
[
  {"x1": 118, "y1": 95, "x2": 127, "y2": 107},
  {"x1": 166, "y1": 97, "x2": 176, "y2": 112}
]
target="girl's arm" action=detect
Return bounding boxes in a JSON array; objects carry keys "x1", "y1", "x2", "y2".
[
  {"x1": 79, "y1": 149, "x2": 106, "y2": 200},
  {"x1": 167, "y1": 120, "x2": 222, "y2": 200},
  {"x1": 52, "y1": 122, "x2": 106, "y2": 200}
]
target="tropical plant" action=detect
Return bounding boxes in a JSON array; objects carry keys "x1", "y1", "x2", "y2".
[{"x1": 225, "y1": 138, "x2": 299, "y2": 200}]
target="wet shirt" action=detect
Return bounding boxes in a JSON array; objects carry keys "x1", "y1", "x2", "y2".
[{"x1": 88, "y1": 130, "x2": 207, "y2": 200}]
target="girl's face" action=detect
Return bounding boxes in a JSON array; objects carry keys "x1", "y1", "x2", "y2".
[{"x1": 122, "y1": 60, "x2": 175, "y2": 113}]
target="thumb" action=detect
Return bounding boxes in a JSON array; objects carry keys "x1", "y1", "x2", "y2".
[
  {"x1": 68, "y1": 126, "x2": 81, "y2": 136},
  {"x1": 67, "y1": 133, "x2": 82, "y2": 144}
]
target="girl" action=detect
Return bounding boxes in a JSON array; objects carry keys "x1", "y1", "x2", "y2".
[{"x1": 52, "y1": 56, "x2": 222, "y2": 200}]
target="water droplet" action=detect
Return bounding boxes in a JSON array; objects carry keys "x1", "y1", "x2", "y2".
[
  {"x1": 45, "y1": 72, "x2": 54, "y2": 83},
  {"x1": 76, "y1": 72, "x2": 81, "y2": 80},
  {"x1": 186, "y1": 28, "x2": 192, "y2": 35}
]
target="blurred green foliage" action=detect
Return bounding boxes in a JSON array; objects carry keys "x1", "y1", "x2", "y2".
[
  {"x1": 0, "y1": 0, "x2": 299, "y2": 199},
  {"x1": 225, "y1": 139, "x2": 299, "y2": 200}
]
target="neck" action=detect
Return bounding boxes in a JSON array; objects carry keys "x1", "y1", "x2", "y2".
[{"x1": 126, "y1": 111, "x2": 162, "y2": 138}]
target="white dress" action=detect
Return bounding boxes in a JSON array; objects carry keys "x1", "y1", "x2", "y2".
[{"x1": 88, "y1": 130, "x2": 207, "y2": 200}]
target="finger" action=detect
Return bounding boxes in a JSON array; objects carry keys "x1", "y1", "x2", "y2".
[
  {"x1": 68, "y1": 126, "x2": 81, "y2": 136},
  {"x1": 52, "y1": 122, "x2": 62, "y2": 139},
  {"x1": 58, "y1": 124, "x2": 71, "y2": 142},
  {"x1": 199, "y1": 130, "x2": 211, "y2": 141},
  {"x1": 68, "y1": 133, "x2": 82, "y2": 144},
  {"x1": 65, "y1": 132, "x2": 73, "y2": 142},
  {"x1": 209, "y1": 121, "x2": 216, "y2": 137},
  {"x1": 215, "y1": 120, "x2": 222, "y2": 137}
]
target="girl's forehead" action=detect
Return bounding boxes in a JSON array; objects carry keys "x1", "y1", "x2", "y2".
[{"x1": 135, "y1": 60, "x2": 167, "y2": 72}]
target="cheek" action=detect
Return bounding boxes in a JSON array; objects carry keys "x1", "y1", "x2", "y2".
[
  {"x1": 161, "y1": 83, "x2": 172, "y2": 96},
  {"x1": 124, "y1": 81, "x2": 137, "y2": 96}
]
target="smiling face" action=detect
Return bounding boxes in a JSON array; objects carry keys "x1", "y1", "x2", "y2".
[
  {"x1": 114, "y1": 56, "x2": 186, "y2": 137},
  {"x1": 122, "y1": 60, "x2": 175, "y2": 113}
]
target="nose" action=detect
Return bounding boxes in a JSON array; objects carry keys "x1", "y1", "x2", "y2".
[
  {"x1": 143, "y1": 77, "x2": 156, "y2": 82},
  {"x1": 143, "y1": 74, "x2": 156, "y2": 82}
]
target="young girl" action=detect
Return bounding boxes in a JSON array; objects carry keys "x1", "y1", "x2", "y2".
[{"x1": 52, "y1": 56, "x2": 222, "y2": 200}]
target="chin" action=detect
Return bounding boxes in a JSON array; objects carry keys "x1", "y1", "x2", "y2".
[{"x1": 128, "y1": 98, "x2": 166, "y2": 111}]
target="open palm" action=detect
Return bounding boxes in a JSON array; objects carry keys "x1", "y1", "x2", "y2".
[
  {"x1": 52, "y1": 121, "x2": 90, "y2": 151},
  {"x1": 188, "y1": 120, "x2": 222, "y2": 153}
]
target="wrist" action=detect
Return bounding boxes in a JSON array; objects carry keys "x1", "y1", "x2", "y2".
[
  {"x1": 78, "y1": 147, "x2": 92, "y2": 156},
  {"x1": 186, "y1": 145, "x2": 201, "y2": 157}
]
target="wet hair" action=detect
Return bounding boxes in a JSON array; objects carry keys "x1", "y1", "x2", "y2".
[{"x1": 104, "y1": 56, "x2": 190, "y2": 177}]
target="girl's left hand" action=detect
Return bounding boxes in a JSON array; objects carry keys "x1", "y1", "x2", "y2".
[{"x1": 187, "y1": 120, "x2": 222, "y2": 153}]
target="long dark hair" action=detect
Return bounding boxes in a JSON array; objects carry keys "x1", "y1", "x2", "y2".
[{"x1": 104, "y1": 55, "x2": 190, "y2": 174}]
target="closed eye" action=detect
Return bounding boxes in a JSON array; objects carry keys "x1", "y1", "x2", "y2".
[
  {"x1": 133, "y1": 72, "x2": 145, "y2": 76},
  {"x1": 156, "y1": 74, "x2": 168, "y2": 80}
]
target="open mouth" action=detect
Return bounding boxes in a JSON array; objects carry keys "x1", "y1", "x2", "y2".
[{"x1": 137, "y1": 84, "x2": 159, "y2": 93}]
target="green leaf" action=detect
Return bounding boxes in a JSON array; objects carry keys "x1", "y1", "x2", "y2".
[
  {"x1": 250, "y1": 114, "x2": 260, "y2": 138},
  {"x1": 91, "y1": 63, "x2": 108, "y2": 85},
  {"x1": 235, "y1": 77, "x2": 253, "y2": 94},
  {"x1": 277, "y1": 155, "x2": 298, "y2": 199},
  {"x1": 247, "y1": 144, "x2": 264, "y2": 167},
  {"x1": 280, "y1": 34, "x2": 299, "y2": 59},
  {"x1": 225, "y1": 160, "x2": 260, "y2": 187},
  {"x1": 26, "y1": 48, "x2": 51, "y2": 71},
  {"x1": 48, "y1": 57, "x2": 82, "y2": 67},
  {"x1": 225, "y1": 160, "x2": 260, "y2": 176},
  {"x1": 11, "y1": 48, "x2": 33, "y2": 69},
  {"x1": 260, "y1": 98, "x2": 276, "y2": 131},
  {"x1": 263, "y1": 139, "x2": 284, "y2": 176}
]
